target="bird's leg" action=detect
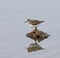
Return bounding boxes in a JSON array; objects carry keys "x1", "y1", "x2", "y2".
[{"x1": 35, "y1": 26, "x2": 37, "y2": 30}]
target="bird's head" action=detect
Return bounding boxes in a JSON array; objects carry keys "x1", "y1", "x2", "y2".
[{"x1": 24, "y1": 19, "x2": 31, "y2": 23}]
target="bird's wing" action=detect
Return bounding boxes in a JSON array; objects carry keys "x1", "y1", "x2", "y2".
[{"x1": 31, "y1": 20, "x2": 40, "y2": 25}]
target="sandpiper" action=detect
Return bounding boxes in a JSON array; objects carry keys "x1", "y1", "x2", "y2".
[{"x1": 25, "y1": 19, "x2": 44, "y2": 30}]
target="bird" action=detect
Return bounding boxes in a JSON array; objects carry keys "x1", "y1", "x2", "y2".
[{"x1": 25, "y1": 19, "x2": 44, "y2": 30}]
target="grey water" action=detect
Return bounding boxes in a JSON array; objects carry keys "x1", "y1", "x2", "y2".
[{"x1": 0, "y1": 0, "x2": 60, "y2": 58}]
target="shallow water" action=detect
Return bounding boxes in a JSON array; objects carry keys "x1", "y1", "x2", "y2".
[{"x1": 0, "y1": 0, "x2": 60, "y2": 58}]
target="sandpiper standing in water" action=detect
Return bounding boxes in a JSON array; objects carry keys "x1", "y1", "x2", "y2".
[{"x1": 25, "y1": 19, "x2": 44, "y2": 30}]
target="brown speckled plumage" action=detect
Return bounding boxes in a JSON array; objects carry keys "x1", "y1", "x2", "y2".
[{"x1": 27, "y1": 19, "x2": 44, "y2": 25}]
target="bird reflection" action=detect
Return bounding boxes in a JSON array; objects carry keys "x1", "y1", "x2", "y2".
[{"x1": 27, "y1": 43, "x2": 43, "y2": 52}]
